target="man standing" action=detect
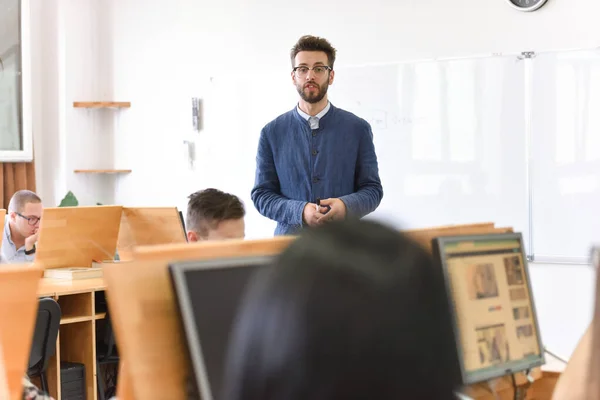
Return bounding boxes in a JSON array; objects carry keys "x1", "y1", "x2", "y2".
[
  {"x1": 2, "y1": 190, "x2": 42, "y2": 263},
  {"x1": 251, "y1": 35, "x2": 383, "y2": 235}
]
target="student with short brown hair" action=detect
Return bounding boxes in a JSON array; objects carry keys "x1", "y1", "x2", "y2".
[{"x1": 185, "y1": 189, "x2": 245, "y2": 242}]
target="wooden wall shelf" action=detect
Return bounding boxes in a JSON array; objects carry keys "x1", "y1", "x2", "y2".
[
  {"x1": 74, "y1": 169, "x2": 132, "y2": 174},
  {"x1": 73, "y1": 101, "x2": 131, "y2": 108}
]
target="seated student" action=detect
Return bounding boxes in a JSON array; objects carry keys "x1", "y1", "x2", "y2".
[
  {"x1": 223, "y1": 219, "x2": 461, "y2": 400},
  {"x1": 185, "y1": 189, "x2": 245, "y2": 242},
  {"x1": 2, "y1": 190, "x2": 42, "y2": 263}
]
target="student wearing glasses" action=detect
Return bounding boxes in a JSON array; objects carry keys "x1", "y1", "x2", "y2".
[
  {"x1": 251, "y1": 35, "x2": 383, "y2": 235},
  {"x1": 2, "y1": 190, "x2": 42, "y2": 263}
]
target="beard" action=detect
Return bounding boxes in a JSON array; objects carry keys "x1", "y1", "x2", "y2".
[{"x1": 296, "y1": 81, "x2": 329, "y2": 104}]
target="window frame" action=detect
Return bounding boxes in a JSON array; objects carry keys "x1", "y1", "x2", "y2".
[{"x1": 0, "y1": 0, "x2": 33, "y2": 162}]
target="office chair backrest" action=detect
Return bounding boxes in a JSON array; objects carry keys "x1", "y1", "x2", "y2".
[
  {"x1": 28, "y1": 298, "x2": 61, "y2": 374},
  {"x1": 100, "y1": 312, "x2": 118, "y2": 361}
]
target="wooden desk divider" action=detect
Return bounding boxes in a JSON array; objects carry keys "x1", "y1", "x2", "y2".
[
  {"x1": 104, "y1": 236, "x2": 294, "y2": 400},
  {"x1": 0, "y1": 209, "x2": 6, "y2": 252},
  {"x1": 104, "y1": 222, "x2": 535, "y2": 400},
  {"x1": 115, "y1": 361, "x2": 134, "y2": 400},
  {"x1": 404, "y1": 221, "x2": 513, "y2": 252},
  {"x1": 0, "y1": 342, "x2": 10, "y2": 400},
  {"x1": 34, "y1": 206, "x2": 123, "y2": 269},
  {"x1": 0, "y1": 264, "x2": 43, "y2": 400},
  {"x1": 116, "y1": 207, "x2": 187, "y2": 261}
]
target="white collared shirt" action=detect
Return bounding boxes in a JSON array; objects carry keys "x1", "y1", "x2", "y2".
[{"x1": 296, "y1": 101, "x2": 331, "y2": 129}]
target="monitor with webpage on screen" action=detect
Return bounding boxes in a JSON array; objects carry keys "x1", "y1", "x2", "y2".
[{"x1": 432, "y1": 232, "x2": 545, "y2": 385}]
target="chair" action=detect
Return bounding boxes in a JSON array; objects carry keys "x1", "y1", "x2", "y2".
[
  {"x1": 27, "y1": 297, "x2": 61, "y2": 393},
  {"x1": 96, "y1": 311, "x2": 120, "y2": 400}
]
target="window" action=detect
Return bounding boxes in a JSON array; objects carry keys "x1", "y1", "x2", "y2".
[{"x1": 0, "y1": 0, "x2": 33, "y2": 161}]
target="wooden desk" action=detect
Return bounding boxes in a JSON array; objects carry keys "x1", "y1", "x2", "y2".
[
  {"x1": 32, "y1": 205, "x2": 188, "y2": 399},
  {"x1": 37, "y1": 277, "x2": 108, "y2": 400}
]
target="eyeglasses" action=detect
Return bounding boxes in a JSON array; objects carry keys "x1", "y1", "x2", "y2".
[
  {"x1": 17, "y1": 213, "x2": 41, "y2": 226},
  {"x1": 293, "y1": 66, "x2": 332, "y2": 78}
]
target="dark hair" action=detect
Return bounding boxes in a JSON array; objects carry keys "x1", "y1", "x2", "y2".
[
  {"x1": 290, "y1": 35, "x2": 337, "y2": 68},
  {"x1": 186, "y1": 189, "x2": 245, "y2": 237},
  {"x1": 8, "y1": 190, "x2": 41, "y2": 213},
  {"x1": 223, "y1": 219, "x2": 461, "y2": 400}
]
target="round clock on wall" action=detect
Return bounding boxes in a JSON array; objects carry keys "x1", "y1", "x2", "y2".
[{"x1": 506, "y1": 0, "x2": 549, "y2": 11}]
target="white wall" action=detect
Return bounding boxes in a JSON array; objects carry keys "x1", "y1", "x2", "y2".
[
  {"x1": 32, "y1": 0, "x2": 599, "y2": 359},
  {"x1": 32, "y1": 0, "x2": 116, "y2": 207}
]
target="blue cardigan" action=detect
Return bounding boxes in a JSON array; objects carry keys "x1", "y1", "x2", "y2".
[{"x1": 251, "y1": 104, "x2": 384, "y2": 235}]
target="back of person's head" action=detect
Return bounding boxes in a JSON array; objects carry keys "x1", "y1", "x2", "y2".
[
  {"x1": 186, "y1": 188, "x2": 245, "y2": 242},
  {"x1": 223, "y1": 219, "x2": 461, "y2": 400}
]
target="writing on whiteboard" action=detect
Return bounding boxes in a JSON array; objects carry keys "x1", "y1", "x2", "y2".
[{"x1": 349, "y1": 108, "x2": 430, "y2": 131}]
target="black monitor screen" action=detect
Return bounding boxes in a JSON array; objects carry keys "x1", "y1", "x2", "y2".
[{"x1": 169, "y1": 255, "x2": 272, "y2": 400}]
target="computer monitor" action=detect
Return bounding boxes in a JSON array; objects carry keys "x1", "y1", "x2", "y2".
[
  {"x1": 432, "y1": 232, "x2": 544, "y2": 385},
  {"x1": 169, "y1": 255, "x2": 273, "y2": 400},
  {"x1": 178, "y1": 210, "x2": 188, "y2": 242}
]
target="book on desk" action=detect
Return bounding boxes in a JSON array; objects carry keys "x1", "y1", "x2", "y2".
[
  {"x1": 43, "y1": 267, "x2": 103, "y2": 280},
  {"x1": 42, "y1": 260, "x2": 123, "y2": 280}
]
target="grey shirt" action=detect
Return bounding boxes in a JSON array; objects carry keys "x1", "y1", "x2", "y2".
[{"x1": 1, "y1": 220, "x2": 35, "y2": 263}]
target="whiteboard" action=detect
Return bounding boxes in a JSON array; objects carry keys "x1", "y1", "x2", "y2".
[
  {"x1": 191, "y1": 51, "x2": 599, "y2": 260},
  {"x1": 329, "y1": 56, "x2": 530, "y2": 248},
  {"x1": 530, "y1": 49, "x2": 600, "y2": 263}
]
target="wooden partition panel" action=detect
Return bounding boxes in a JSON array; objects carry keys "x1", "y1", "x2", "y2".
[
  {"x1": 104, "y1": 236, "x2": 294, "y2": 399},
  {"x1": 404, "y1": 222, "x2": 513, "y2": 252},
  {"x1": 35, "y1": 206, "x2": 123, "y2": 269},
  {"x1": 117, "y1": 207, "x2": 187, "y2": 261},
  {"x1": 0, "y1": 265, "x2": 43, "y2": 400},
  {"x1": 0, "y1": 209, "x2": 6, "y2": 252},
  {"x1": 116, "y1": 362, "x2": 134, "y2": 400},
  {"x1": 0, "y1": 342, "x2": 10, "y2": 399}
]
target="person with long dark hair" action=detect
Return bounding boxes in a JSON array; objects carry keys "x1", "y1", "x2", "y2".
[{"x1": 223, "y1": 219, "x2": 461, "y2": 400}]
